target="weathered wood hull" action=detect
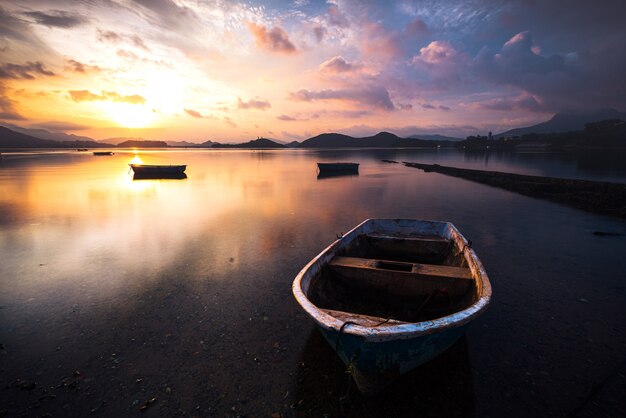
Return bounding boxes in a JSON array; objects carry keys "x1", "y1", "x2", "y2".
[
  {"x1": 317, "y1": 162, "x2": 359, "y2": 173},
  {"x1": 129, "y1": 164, "x2": 186, "y2": 179},
  {"x1": 318, "y1": 322, "x2": 467, "y2": 394},
  {"x1": 292, "y1": 219, "x2": 491, "y2": 394}
]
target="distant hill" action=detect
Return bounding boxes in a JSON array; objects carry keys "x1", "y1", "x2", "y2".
[
  {"x1": 4, "y1": 124, "x2": 97, "y2": 143},
  {"x1": 409, "y1": 134, "x2": 463, "y2": 141},
  {"x1": 299, "y1": 131, "x2": 447, "y2": 148},
  {"x1": 0, "y1": 125, "x2": 111, "y2": 148},
  {"x1": 116, "y1": 140, "x2": 168, "y2": 148},
  {"x1": 102, "y1": 137, "x2": 145, "y2": 145},
  {"x1": 284, "y1": 141, "x2": 300, "y2": 148},
  {"x1": 212, "y1": 138, "x2": 286, "y2": 149},
  {"x1": 166, "y1": 140, "x2": 203, "y2": 147},
  {"x1": 496, "y1": 109, "x2": 626, "y2": 138}
]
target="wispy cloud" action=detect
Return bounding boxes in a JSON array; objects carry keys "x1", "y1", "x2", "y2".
[
  {"x1": 277, "y1": 114, "x2": 309, "y2": 121},
  {"x1": 289, "y1": 85, "x2": 395, "y2": 111},
  {"x1": 69, "y1": 90, "x2": 146, "y2": 105},
  {"x1": 97, "y1": 30, "x2": 149, "y2": 50},
  {"x1": 237, "y1": 97, "x2": 271, "y2": 110},
  {"x1": 0, "y1": 62, "x2": 55, "y2": 79},
  {"x1": 247, "y1": 23, "x2": 297, "y2": 54},
  {"x1": 23, "y1": 10, "x2": 87, "y2": 28},
  {"x1": 65, "y1": 59, "x2": 101, "y2": 74}
]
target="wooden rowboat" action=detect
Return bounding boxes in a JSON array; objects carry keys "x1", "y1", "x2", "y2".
[
  {"x1": 292, "y1": 219, "x2": 491, "y2": 394},
  {"x1": 129, "y1": 164, "x2": 187, "y2": 179},
  {"x1": 317, "y1": 162, "x2": 359, "y2": 173}
]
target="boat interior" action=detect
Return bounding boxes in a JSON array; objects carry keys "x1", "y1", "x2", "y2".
[{"x1": 307, "y1": 232, "x2": 478, "y2": 324}]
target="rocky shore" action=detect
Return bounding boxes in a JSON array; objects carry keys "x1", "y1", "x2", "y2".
[{"x1": 403, "y1": 162, "x2": 626, "y2": 219}]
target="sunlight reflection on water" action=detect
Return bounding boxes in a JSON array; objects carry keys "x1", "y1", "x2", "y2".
[{"x1": 0, "y1": 148, "x2": 625, "y2": 416}]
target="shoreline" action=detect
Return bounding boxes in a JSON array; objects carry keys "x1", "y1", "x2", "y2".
[{"x1": 403, "y1": 162, "x2": 626, "y2": 219}]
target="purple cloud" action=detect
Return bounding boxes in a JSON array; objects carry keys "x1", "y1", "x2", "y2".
[
  {"x1": 313, "y1": 25, "x2": 327, "y2": 43},
  {"x1": 319, "y1": 56, "x2": 362, "y2": 74},
  {"x1": 247, "y1": 23, "x2": 297, "y2": 54},
  {"x1": 473, "y1": 94, "x2": 544, "y2": 113},
  {"x1": 405, "y1": 18, "x2": 429, "y2": 37},
  {"x1": 289, "y1": 85, "x2": 395, "y2": 111},
  {"x1": 23, "y1": 10, "x2": 87, "y2": 28},
  {"x1": 0, "y1": 62, "x2": 55, "y2": 79},
  {"x1": 237, "y1": 97, "x2": 271, "y2": 110},
  {"x1": 65, "y1": 59, "x2": 101, "y2": 74}
]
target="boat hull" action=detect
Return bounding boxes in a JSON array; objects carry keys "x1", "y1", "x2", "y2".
[
  {"x1": 318, "y1": 322, "x2": 466, "y2": 394},
  {"x1": 317, "y1": 162, "x2": 359, "y2": 173},
  {"x1": 129, "y1": 164, "x2": 186, "y2": 179},
  {"x1": 292, "y1": 218, "x2": 491, "y2": 394}
]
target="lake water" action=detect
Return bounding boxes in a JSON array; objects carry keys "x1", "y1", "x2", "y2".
[{"x1": 1, "y1": 148, "x2": 625, "y2": 417}]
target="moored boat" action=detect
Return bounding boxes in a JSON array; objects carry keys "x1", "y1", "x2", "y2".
[
  {"x1": 129, "y1": 164, "x2": 187, "y2": 179},
  {"x1": 317, "y1": 162, "x2": 359, "y2": 173},
  {"x1": 292, "y1": 218, "x2": 491, "y2": 394},
  {"x1": 93, "y1": 151, "x2": 114, "y2": 156}
]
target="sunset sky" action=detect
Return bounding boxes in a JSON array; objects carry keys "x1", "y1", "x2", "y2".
[{"x1": 1, "y1": 0, "x2": 625, "y2": 142}]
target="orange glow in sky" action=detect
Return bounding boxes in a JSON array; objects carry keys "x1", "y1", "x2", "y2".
[{"x1": 1, "y1": 1, "x2": 624, "y2": 142}]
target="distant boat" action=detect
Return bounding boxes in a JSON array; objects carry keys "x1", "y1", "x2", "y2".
[
  {"x1": 292, "y1": 218, "x2": 491, "y2": 394},
  {"x1": 93, "y1": 151, "x2": 114, "y2": 156},
  {"x1": 129, "y1": 164, "x2": 187, "y2": 179},
  {"x1": 317, "y1": 162, "x2": 359, "y2": 173},
  {"x1": 77, "y1": 148, "x2": 89, "y2": 152}
]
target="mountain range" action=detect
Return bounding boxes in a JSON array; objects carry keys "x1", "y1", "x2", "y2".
[
  {"x1": 495, "y1": 108, "x2": 626, "y2": 138},
  {"x1": 1, "y1": 108, "x2": 624, "y2": 149}
]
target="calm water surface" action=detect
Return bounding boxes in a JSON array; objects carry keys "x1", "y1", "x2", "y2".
[{"x1": 1, "y1": 149, "x2": 625, "y2": 417}]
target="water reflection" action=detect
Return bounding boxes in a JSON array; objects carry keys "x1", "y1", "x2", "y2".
[
  {"x1": 1, "y1": 149, "x2": 625, "y2": 416},
  {"x1": 294, "y1": 330, "x2": 474, "y2": 417},
  {"x1": 317, "y1": 171, "x2": 360, "y2": 180}
]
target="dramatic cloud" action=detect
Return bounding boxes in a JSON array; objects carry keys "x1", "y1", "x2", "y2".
[
  {"x1": 475, "y1": 32, "x2": 565, "y2": 79},
  {"x1": 473, "y1": 94, "x2": 544, "y2": 113},
  {"x1": 319, "y1": 56, "x2": 362, "y2": 74},
  {"x1": 413, "y1": 41, "x2": 464, "y2": 66},
  {"x1": 0, "y1": 62, "x2": 55, "y2": 79},
  {"x1": 289, "y1": 85, "x2": 395, "y2": 111},
  {"x1": 68, "y1": 90, "x2": 146, "y2": 104},
  {"x1": 237, "y1": 97, "x2": 271, "y2": 110},
  {"x1": 247, "y1": 23, "x2": 297, "y2": 54},
  {"x1": 23, "y1": 10, "x2": 87, "y2": 28}
]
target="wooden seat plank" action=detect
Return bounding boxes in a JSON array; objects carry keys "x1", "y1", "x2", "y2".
[{"x1": 329, "y1": 256, "x2": 472, "y2": 281}]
